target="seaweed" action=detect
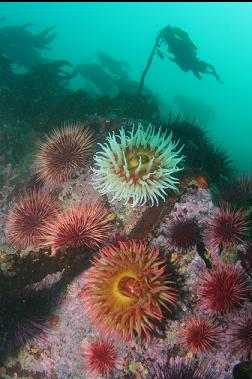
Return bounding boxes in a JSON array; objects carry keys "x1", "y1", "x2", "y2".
[
  {"x1": 111, "y1": 91, "x2": 160, "y2": 121},
  {"x1": 97, "y1": 51, "x2": 129, "y2": 79},
  {"x1": 75, "y1": 63, "x2": 117, "y2": 95},
  {"x1": 0, "y1": 60, "x2": 74, "y2": 122},
  {"x1": 0, "y1": 23, "x2": 56, "y2": 69}
]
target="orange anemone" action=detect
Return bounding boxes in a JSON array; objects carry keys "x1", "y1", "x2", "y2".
[{"x1": 80, "y1": 240, "x2": 177, "y2": 341}]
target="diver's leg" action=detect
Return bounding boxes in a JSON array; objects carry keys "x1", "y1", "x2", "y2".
[
  {"x1": 205, "y1": 64, "x2": 223, "y2": 83},
  {"x1": 192, "y1": 69, "x2": 202, "y2": 79}
]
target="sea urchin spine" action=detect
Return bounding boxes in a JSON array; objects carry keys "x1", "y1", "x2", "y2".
[
  {"x1": 83, "y1": 338, "x2": 119, "y2": 378},
  {"x1": 208, "y1": 204, "x2": 251, "y2": 250},
  {"x1": 167, "y1": 216, "x2": 202, "y2": 253},
  {"x1": 34, "y1": 122, "x2": 95, "y2": 184},
  {"x1": 198, "y1": 262, "x2": 250, "y2": 314},
  {"x1": 181, "y1": 316, "x2": 220, "y2": 353},
  {"x1": 42, "y1": 200, "x2": 114, "y2": 254},
  {"x1": 229, "y1": 307, "x2": 252, "y2": 358},
  {"x1": 7, "y1": 189, "x2": 60, "y2": 250},
  {"x1": 147, "y1": 357, "x2": 217, "y2": 379}
]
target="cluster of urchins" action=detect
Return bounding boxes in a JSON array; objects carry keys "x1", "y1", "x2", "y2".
[{"x1": 6, "y1": 121, "x2": 252, "y2": 378}]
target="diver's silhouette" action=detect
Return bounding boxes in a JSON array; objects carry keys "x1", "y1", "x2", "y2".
[{"x1": 160, "y1": 25, "x2": 223, "y2": 84}]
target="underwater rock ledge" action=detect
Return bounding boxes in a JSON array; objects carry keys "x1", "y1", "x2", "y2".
[{"x1": 0, "y1": 245, "x2": 92, "y2": 299}]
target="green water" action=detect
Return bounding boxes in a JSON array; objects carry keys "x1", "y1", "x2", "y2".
[{"x1": 1, "y1": 1, "x2": 252, "y2": 172}]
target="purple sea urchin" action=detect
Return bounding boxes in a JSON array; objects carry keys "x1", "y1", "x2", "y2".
[
  {"x1": 147, "y1": 358, "x2": 217, "y2": 379},
  {"x1": 92, "y1": 123, "x2": 184, "y2": 207},
  {"x1": 167, "y1": 216, "x2": 202, "y2": 253},
  {"x1": 0, "y1": 282, "x2": 58, "y2": 358},
  {"x1": 34, "y1": 122, "x2": 95, "y2": 184},
  {"x1": 7, "y1": 189, "x2": 60, "y2": 250}
]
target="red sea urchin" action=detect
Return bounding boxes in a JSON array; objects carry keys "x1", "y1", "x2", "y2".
[
  {"x1": 83, "y1": 339, "x2": 118, "y2": 378},
  {"x1": 181, "y1": 316, "x2": 220, "y2": 353},
  {"x1": 7, "y1": 189, "x2": 60, "y2": 250},
  {"x1": 80, "y1": 240, "x2": 177, "y2": 341},
  {"x1": 208, "y1": 204, "x2": 250, "y2": 250},
  {"x1": 42, "y1": 200, "x2": 113, "y2": 254},
  {"x1": 34, "y1": 122, "x2": 95, "y2": 184},
  {"x1": 167, "y1": 216, "x2": 202, "y2": 253},
  {"x1": 229, "y1": 307, "x2": 252, "y2": 358},
  {"x1": 198, "y1": 262, "x2": 250, "y2": 314}
]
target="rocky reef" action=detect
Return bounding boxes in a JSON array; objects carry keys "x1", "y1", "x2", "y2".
[{"x1": 0, "y1": 114, "x2": 251, "y2": 379}]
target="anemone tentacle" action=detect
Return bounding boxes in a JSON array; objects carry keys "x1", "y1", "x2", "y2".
[
  {"x1": 92, "y1": 123, "x2": 184, "y2": 207},
  {"x1": 80, "y1": 240, "x2": 177, "y2": 341}
]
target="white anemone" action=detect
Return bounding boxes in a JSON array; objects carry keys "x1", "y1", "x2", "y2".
[{"x1": 92, "y1": 123, "x2": 184, "y2": 207}]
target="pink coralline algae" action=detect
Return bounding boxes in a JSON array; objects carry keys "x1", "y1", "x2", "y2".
[{"x1": 1, "y1": 131, "x2": 251, "y2": 379}]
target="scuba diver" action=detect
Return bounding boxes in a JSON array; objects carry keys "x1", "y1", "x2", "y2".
[
  {"x1": 159, "y1": 25, "x2": 223, "y2": 84},
  {"x1": 164, "y1": 25, "x2": 197, "y2": 53}
]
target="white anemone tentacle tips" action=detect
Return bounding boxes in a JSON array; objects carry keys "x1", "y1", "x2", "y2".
[{"x1": 92, "y1": 123, "x2": 184, "y2": 207}]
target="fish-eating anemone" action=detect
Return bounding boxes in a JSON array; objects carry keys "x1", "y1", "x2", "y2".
[{"x1": 92, "y1": 122, "x2": 184, "y2": 207}]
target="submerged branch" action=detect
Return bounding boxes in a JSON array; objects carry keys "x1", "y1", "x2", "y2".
[{"x1": 137, "y1": 34, "x2": 161, "y2": 96}]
